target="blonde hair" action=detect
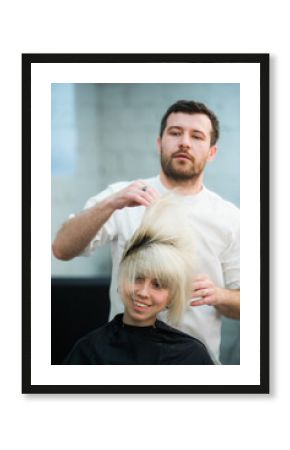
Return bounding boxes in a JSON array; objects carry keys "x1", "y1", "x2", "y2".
[{"x1": 118, "y1": 192, "x2": 195, "y2": 325}]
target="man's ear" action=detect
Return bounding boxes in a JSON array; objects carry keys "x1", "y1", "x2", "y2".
[
  {"x1": 156, "y1": 136, "x2": 161, "y2": 155},
  {"x1": 207, "y1": 145, "x2": 217, "y2": 162}
]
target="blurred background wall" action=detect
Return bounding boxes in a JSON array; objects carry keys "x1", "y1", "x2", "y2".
[{"x1": 51, "y1": 83, "x2": 240, "y2": 364}]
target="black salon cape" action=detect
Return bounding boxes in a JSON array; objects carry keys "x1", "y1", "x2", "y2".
[{"x1": 63, "y1": 314, "x2": 214, "y2": 365}]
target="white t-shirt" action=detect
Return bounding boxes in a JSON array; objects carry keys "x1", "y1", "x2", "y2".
[{"x1": 81, "y1": 175, "x2": 240, "y2": 363}]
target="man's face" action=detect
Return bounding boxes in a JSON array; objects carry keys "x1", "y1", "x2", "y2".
[{"x1": 157, "y1": 112, "x2": 217, "y2": 181}]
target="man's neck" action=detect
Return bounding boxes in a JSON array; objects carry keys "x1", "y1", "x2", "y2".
[{"x1": 159, "y1": 171, "x2": 204, "y2": 195}]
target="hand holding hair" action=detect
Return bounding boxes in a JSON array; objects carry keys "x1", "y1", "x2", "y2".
[
  {"x1": 191, "y1": 274, "x2": 240, "y2": 319},
  {"x1": 108, "y1": 180, "x2": 160, "y2": 210}
]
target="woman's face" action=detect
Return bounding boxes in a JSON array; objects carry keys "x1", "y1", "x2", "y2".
[{"x1": 122, "y1": 276, "x2": 170, "y2": 326}]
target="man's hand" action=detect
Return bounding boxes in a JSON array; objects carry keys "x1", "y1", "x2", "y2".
[
  {"x1": 190, "y1": 274, "x2": 240, "y2": 319},
  {"x1": 191, "y1": 274, "x2": 221, "y2": 306},
  {"x1": 108, "y1": 180, "x2": 160, "y2": 210}
]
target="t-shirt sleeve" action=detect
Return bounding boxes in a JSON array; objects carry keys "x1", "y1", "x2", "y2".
[
  {"x1": 69, "y1": 185, "x2": 119, "y2": 256},
  {"x1": 220, "y1": 208, "x2": 240, "y2": 289}
]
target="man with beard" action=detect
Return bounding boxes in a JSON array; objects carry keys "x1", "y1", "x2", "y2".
[{"x1": 52, "y1": 100, "x2": 240, "y2": 364}]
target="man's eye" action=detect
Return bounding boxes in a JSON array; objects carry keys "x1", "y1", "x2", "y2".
[{"x1": 170, "y1": 131, "x2": 181, "y2": 136}]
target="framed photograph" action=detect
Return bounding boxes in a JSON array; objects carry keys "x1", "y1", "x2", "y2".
[{"x1": 22, "y1": 53, "x2": 269, "y2": 394}]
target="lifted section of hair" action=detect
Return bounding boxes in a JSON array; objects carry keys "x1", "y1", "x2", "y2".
[{"x1": 119, "y1": 192, "x2": 196, "y2": 324}]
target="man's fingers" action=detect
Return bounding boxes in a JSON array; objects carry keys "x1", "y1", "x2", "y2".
[
  {"x1": 145, "y1": 188, "x2": 160, "y2": 201},
  {"x1": 113, "y1": 182, "x2": 160, "y2": 210},
  {"x1": 132, "y1": 183, "x2": 160, "y2": 206},
  {"x1": 134, "y1": 190, "x2": 158, "y2": 206},
  {"x1": 190, "y1": 299, "x2": 206, "y2": 307},
  {"x1": 136, "y1": 182, "x2": 160, "y2": 199},
  {"x1": 128, "y1": 192, "x2": 152, "y2": 207},
  {"x1": 190, "y1": 290, "x2": 215, "y2": 307},
  {"x1": 192, "y1": 281, "x2": 210, "y2": 291},
  {"x1": 192, "y1": 288, "x2": 214, "y2": 298}
]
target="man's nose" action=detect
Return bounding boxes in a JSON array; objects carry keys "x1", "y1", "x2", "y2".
[{"x1": 179, "y1": 132, "x2": 191, "y2": 148}]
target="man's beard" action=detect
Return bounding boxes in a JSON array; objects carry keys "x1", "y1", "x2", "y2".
[{"x1": 160, "y1": 149, "x2": 206, "y2": 182}]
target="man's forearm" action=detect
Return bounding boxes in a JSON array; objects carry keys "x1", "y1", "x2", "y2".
[
  {"x1": 52, "y1": 197, "x2": 115, "y2": 261},
  {"x1": 215, "y1": 289, "x2": 240, "y2": 319},
  {"x1": 52, "y1": 181, "x2": 160, "y2": 261}
]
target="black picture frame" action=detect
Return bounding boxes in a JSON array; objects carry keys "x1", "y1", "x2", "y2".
[{"x1": 22, "y1": 53, "x2": 269, "y2": 394}]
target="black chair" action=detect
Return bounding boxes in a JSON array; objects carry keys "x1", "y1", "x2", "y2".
[{"x1": 51, "y1": 277, "x2": 110, "y2": 364}]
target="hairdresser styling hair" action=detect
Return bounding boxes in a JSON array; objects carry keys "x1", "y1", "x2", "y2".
[
  {"x1": 64, "y1": 193, "x2": 214, "y2": 365},
  {"x1": 55, "y1": 100, "x2": 240, "y2": 364}
]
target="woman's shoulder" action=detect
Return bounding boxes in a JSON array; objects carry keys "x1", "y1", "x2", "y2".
[
  {"x1": 156, "y1": 319, "x2": 204, "y2": 345},
  {"x1": 156, "y1": 320, "x2": 214, "y2": 364}
]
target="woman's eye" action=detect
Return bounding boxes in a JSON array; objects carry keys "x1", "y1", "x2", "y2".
[
  {"x1": 153, "y1": 280, "x2": 162, "y2": 289},
  {"x1": 135, "y1": 276, "x2": 144, "y2": 283}
]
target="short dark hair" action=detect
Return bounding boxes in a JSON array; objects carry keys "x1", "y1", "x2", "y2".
[{"x1": 159, "y1": 100, "x2": 220, "y2": 145}]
